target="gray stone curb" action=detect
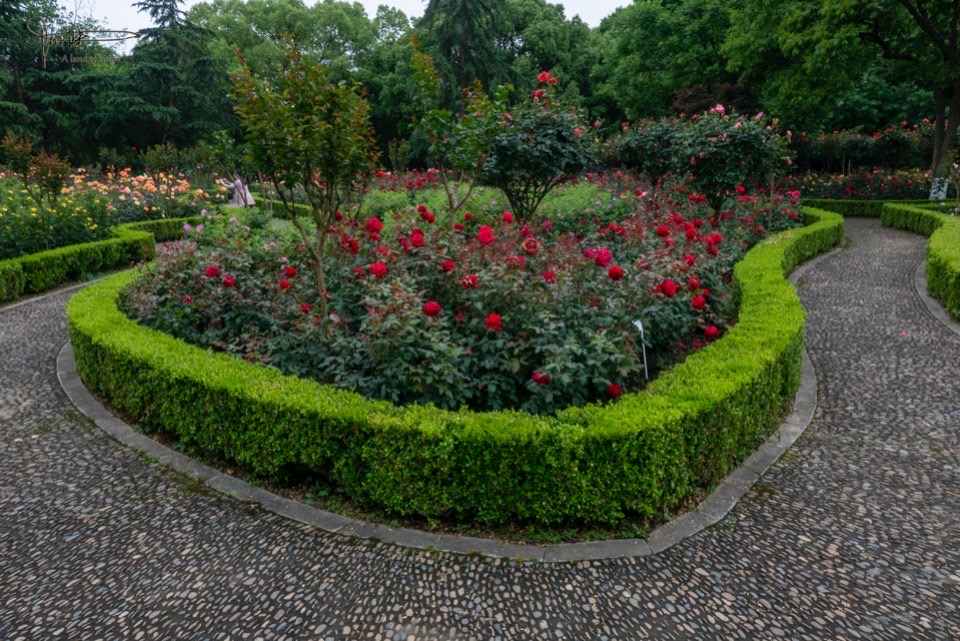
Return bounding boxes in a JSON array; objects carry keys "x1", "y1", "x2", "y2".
[
  {"x1": 54, "y1": 246, "x2": 840, "y2": 562},
  {"x1": 915, "y1": 258, "x2": 960, "y2": 339}
]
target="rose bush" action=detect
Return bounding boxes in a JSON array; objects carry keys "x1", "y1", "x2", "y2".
[{"x1": 120, "y1": 180, "x2": 802, "y2": 415}]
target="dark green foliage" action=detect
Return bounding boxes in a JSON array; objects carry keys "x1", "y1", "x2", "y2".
[{"x1": 67, "y1": 209, "x2": 842, "y2": 526}]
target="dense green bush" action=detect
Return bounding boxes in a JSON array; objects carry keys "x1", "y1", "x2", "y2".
[
  {"x1": 67, "y1": 208, "x2": 842, "y2": 527},
  {"x1": 0, "y1": 217, "x2": 197, "y2": 304},
  {"x1": 881, "y1": 204, "x2": 960, "y2": 320},
  {"x1": 802, "y1": 198, "x2": 932, "y2": 218}
]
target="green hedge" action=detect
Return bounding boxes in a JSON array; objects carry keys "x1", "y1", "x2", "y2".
[
  {"x1": 881, "y1": 204, "x2": 960, "y2": 320},
  {"x1": 802, "y1": 198, "x2": 932, "y2": 218},
  {"x1": 0, "y1": 217, "x2": 199, "y2": 304},
  {"x1": 67, "y1": 208, "x2": 843, "y2": 526}
]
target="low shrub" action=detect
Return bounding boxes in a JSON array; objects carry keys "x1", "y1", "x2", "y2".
[
  {"x1": 0, "y1": 217, "x2": 197, "y2": 304},
  {"x1": 802, "y1": 198, "x2": 932, "y2": 218},
  {"x1": 67, "y1": 208, "x2": 842, "y2": 527},
  {"x1": 881, "y1": 204, "x2": 960, "y2": 320}
]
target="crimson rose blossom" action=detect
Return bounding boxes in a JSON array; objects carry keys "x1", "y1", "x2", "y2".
[
  {"x1": 594, "y1": 247, "x2": 612, "y2": 267},
  {"x1": 410, "y1": 229, "x2": 425, "y2": 247},
  {"x1": 687, "y1": 276, "x2": 700, "y2": 291},
  {"x1": 278, "y1": 279, "x2": 291, "y2": 290},
  {"x1": 502, "y1": 211, "x2": 514, "y2": 223},
  {"x1": 441, "y1": 260, "x2": 456, "y2": 272},
  {"x1": 205, "y1": 265, "x2": 221, "y2": 278},
  {"x1": 365, "y1": 217, "x2": 383, "y2": 233},
  {"x1": 423, "y1": 301, "x2": 442, "y2": 317},
  {"x1": 222, "y1": 274, "x2": 235, "y2": 287},
  {"x1": 608, "y1": 265, "x2": 624, "y2": 281},
  {"x1": 477, "y1": 225, "x2": 495, "y2": 245},
  {"x1": 691, "y1": 295, "x2": 706, "y2": 310},
  {"x1": 656, "y1": 224, "x2": 670, "y2": 237},
  {"x1": 705, "y1": 325, "x2": 719, "y2": 339},
  {"x1": 369, "y1": 262, "x2": 388, "y2": 279},
  {"x1": 542, "y1": 271, "x2": 556, "y2": 284},
  {"x1": 606, "y1": 383, "x2": 622, "y2": 399},
  {"x1": 300, "y1": 303, "x2": 312, "y2": 314},
  {"x1": 485, "y1": 313, "x2": 502, "y2": 331},
  {"x1": 507, "y1": 255, "x2": 526, "y2": 269},
  {"x1": 461, "y1": 274, "x2": 478, "y2": 289},
  {"x1": 660, "y1": 279, "x2": 679, "y2": 297},
  {"x1": 283, "y1": 266, "x2": 297, "y2": 278},
  {"x1": 538, "y1": 71, "x2": 550, "y2": 83},
  {"x1": 532, "y1": 371, "x2": 550, "y2": 385},
  {"x1": 521, "y1": 237, "x2": 540, "y2": 255}
]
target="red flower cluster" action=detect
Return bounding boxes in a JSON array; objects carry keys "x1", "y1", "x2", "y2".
[
  {"x1": 485, "y1": 313, "x2": 502, "y2": 331},
  {"x1": 477, "y1": 225, "x2": 495, "y2": 245}
]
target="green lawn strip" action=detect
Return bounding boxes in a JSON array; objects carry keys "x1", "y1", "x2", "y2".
[{"x1": 67, "y1": 208, "x2": 842, "y2": 527}]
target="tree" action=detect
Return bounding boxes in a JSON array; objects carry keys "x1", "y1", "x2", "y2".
[
  {"x1": 418, "y1": 0, "x2": 508, "y2": 111},
  {"x1": 232, "y1": 38, "x2": 379, "y2": 319},
  {"x1": 726, "y1": 0, "x2": 960, "y2": 198}
]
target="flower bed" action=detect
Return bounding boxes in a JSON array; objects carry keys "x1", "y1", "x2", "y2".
[
  {"x1": 67, "y1": 207, "x2": 842, "y2": 527},
  {"x1": 120, "y1": 188, "x2": 801, "y2": 414}
]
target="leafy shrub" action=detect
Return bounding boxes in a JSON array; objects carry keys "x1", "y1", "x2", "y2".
[{"x1": 480, "y1": 71, "x2": 595, "y2": 220}]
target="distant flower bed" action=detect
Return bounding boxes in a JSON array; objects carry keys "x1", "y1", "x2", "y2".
[
  {"x1": 0, "y1": 168, "x2": 226, "y2": 261},
  {"x1": 120, "y1": 183, "x2": 802, "y2": 415},
  {"x1": 791, "y1": 169, "x2": 935, "y2": 200}
]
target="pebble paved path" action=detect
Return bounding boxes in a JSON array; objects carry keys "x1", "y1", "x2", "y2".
[{"x1": 1, "y1": 218, "x2": 958, "y2": 640}]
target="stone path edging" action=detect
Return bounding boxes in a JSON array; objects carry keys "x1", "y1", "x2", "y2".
[{"x1": 54, "y1": 250, "x2": 837, "y2": 562}]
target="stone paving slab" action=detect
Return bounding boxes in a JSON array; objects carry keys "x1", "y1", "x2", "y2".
[{"x1": 1, "y1": 217, "x2": 958, "y2": 639}]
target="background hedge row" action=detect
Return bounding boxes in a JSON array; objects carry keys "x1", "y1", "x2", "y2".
[
  {"x1": 0, "y1": 218, "x2": 198, "y2": 304},
  {"x1": 881, "y1": 204, "x2": 960, "y2": 321},
  {"x1": 802, "y1": 198, "x2": 932, "y2": 218},
  {"x1": 67, "y1": 208, "x2": 844, "y2": 527}
]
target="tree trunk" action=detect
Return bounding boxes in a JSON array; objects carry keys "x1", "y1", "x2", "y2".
[{"x1": 929, "y1": 87, "x2": 960, "y2": 200}]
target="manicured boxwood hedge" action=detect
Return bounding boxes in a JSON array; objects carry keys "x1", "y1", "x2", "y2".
[
  {"x1": 803, "y1": 198, "x2": 932, "y2": 218},
  {"x1": 67, "y1": 208, "x2": 843, "y2": 526},
  {"x1": 881, "y1": 204, "x2": 960, "y2": 321},
  {"x1": 0, "y1": 218, "x2": 198, "y2": 304}
]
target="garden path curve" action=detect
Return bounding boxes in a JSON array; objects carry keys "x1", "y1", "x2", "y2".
[{"x1": 1, "y1": 218, "x2": 959, "y2": 640}]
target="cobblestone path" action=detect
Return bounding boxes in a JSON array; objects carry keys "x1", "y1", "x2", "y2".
[{"x1": 1, "y1": 218, "x2": 958, "y2": 640}]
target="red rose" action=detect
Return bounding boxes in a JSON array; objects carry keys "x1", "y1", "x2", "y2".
[
  {"x1": 660, "y1": 279, "x2": 679, "y2": 297},
  {"x1": 464, "y1": 212, "x2": 472, "y2": 220},
  {"x1": 351, "y1": 267, "x2": 365, "y2": 277},
  {"x1": 608, "y1": 265, "x2": 624, "y2": 281},
  {"x1": 374, "y1": 245, "x2": 390, "y2": 256},
  {"x1": 538, "y1": 71, "x2": 550, "y2": 83},
  {"x1": 502, "y1": 211, "x2": 514, "y2": 223},
  {"x1": 705, "y1": 325, "x2": 719, "y2": 340},
  {"x1": 708, "y1": 232, "x2": 723, "y2": 245},
  {"x1": 422, "y1": 211, "x2": 436, "y2": 224},
  {"x1": 687, "y1": 276, "x2": 700, "y2": 291},
  {"x1": 423, "y1": 301, "x2": 442, "y2": 317},
  {"x1": 521, "y1": 237, "x2": 540, "y2": 255},
  {"x1": 283, "y1": 266, "x2": 297, "y2": 278},
  {"x1": 205, "y1": 265, "x2": 221, "y2": 278},
  {"x1": 410, "y1": 229, "x2": 425, "y2": 247},
  {"x1": 606, "y1": 383, "x2": 622, "y2": 399},
  {"x1": 542, "y1": 270, "x2": 556, "y2": 284},
  {"x1": 279, "y1": 279, "x2": 291, "y2": 290},
  {"x1": 300, "y1": 303, "x2": 312, "y2": 314},
  {"x1": 365, "y1": 217, "x2": 384, "y2": 233},
  {"x1": 708, "y1": 244, "x2": 719, "y2": 256},
  {"x1": 503, "y1": 112, "x2": 512, "y2": 121},
  {"x1": 548, "y1": 76, "x2": 557, "y2": 86},
  {"x1": 369, "y1": 262, "x2": 388, "y2": 279},
  {"x1": 532, "y1": 371, "x2": 550, "y2": 385},
  {"x1": 485, "y1": 313, "x2": 502, "y2": 331},
  {"x1": 691, "y1": 295, "x2": 706, "y2": 310},
  {"x1": 461, "y1": 274, "x2": 478, "y2": 289},
  {"x1": 222, "y1": 274, "x2": 235, "y2": 287},
  {"x1": 507, "y1": 255, "x2": 526, "y2": 269},
  {"x1": 533, "y1": 89, "x2": 544, "y2": 99},
  {"x1": 441, "y1": 260, "x2": 456, "y2": 272},
  {"x1": 683, "y1": 253, "x2": 696, "y2": 267},
  {"x1": 656, "y1": 224, "x2": 670, "y2": 237},
  {"x1": 594, "y1": 247, "x2": 612, "y2": 267},
  {"x1": 454, "y1": 223, "x2": 465, "y2": 231},
  {"x1": 477, "y1": 225, "x2": 495, "y2": 245}
]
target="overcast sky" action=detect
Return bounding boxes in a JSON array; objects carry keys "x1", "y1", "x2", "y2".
[{"x1": 65, "y1": 0, "x2": 624, "y2": 35}]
